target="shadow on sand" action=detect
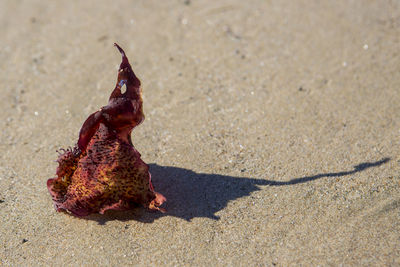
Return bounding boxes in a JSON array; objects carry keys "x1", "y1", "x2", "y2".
[{"x1": 86, "y1": 157, "x2": 390, "y2": 224}]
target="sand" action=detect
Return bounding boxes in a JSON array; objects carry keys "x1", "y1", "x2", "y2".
[{"x1": 1, "y1": 0, "x2": 399, "y2": 266}]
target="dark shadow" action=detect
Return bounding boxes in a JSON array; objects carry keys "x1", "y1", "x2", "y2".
[
  {"x1": 85, "y1": 157, "x2": 390, "y2": 224},
  {"x1": 267, "y1": 157, "x2": 391, "y2": 186}
]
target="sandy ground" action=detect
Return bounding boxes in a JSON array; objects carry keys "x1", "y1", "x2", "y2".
[{"x1": 1, "y1": 0, "x2": 399, "y2": 266}]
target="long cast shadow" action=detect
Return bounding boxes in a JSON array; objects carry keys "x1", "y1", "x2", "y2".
[
  {"x1": 267, "y1": 157, "x2": 390, "y2": 185},
  {"x1": 86, "y1": 157, "x2": 390, "y2": 224}
]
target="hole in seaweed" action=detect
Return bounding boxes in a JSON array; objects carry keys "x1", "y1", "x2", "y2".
[{"x1": 121, "y1": 83, "x2": 127, "y2": 94}]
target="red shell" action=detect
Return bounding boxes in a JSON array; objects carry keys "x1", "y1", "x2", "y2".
[{"x1": 47, "y1": 44, "x2": 166, "y2": 217}]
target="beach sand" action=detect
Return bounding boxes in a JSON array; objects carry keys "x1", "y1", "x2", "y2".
[{"x1": 0, "y1": 0, "x2": 399, "y2": 265}]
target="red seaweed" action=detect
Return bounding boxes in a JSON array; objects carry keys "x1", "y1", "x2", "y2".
[{"x1": 47, "y1": 43, "x2": 166, "y2": 217}]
